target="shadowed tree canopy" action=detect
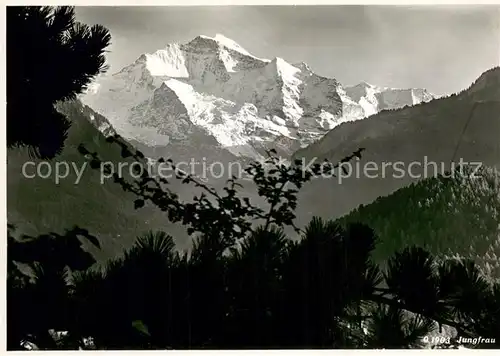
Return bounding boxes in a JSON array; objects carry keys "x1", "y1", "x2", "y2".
[{"x1": 7, "y1": 6, "x2": 111, "y2": 158}]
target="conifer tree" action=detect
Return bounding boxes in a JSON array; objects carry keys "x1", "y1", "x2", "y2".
[{"x1": 7, "y1": 6, "x2": 111, "y2": 158}]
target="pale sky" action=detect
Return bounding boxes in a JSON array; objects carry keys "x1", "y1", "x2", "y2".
[{"x1": 76, "y1": 6, "x2": 500, "y2": 95}]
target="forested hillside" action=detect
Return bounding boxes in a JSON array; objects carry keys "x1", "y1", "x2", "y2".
[
  {"x1": 7, "y1": 100, "x2": 175, "y2": 260},
  {"x1": 341, "y1": 166, "x2": 500, "y2": 279}
]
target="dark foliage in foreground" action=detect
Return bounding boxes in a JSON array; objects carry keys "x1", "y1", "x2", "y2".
[
  {"x1": 8, "y1": 217, "x2": 500, "y2": 349},
  {"x1": 7, "y1": 6, "x2": 110, "y2": 158}
]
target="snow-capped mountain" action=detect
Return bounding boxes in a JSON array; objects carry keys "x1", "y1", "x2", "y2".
[
  {"x1": 82, "y1": 34, "x2": 435, "y2": 159},
  {"x1": 293, "y1": 67, "x2": 500, "y2": 223},
  {"x1": 344, "y1": 82, "x2": 435, "y2": 117}
]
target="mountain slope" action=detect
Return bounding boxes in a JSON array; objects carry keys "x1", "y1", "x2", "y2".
[
  {"x1": 293, "y1": 67, "x2": 500, "y2": 224},
  {"x1": 82, "y1": 33, "x2": 435, "y2": 159},
  {"x1": 10, "y1": 68, "x2": 500, "y2": 269},
  {"x1": 339, "y1": 166, "x2": 500, "y2": 280},
  {"x1": 6, "y1": 100, "x2": 187, "y2": 262}
]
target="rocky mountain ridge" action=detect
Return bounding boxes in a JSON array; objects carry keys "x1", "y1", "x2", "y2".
[{"x1": 82, "y1": 33, "x2": 435, "y2": 159}]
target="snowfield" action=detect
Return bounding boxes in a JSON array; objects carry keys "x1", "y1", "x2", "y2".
[{"x1": 82, "y1": 33, "x2": 435, "y2": 159}]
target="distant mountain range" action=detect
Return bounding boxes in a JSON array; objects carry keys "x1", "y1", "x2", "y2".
[
  {"x1": 293, "y1": 67, "x2": 500, "y2": 222},
  {"x1": 82, "y1": 33, "x2": 435, "y2": 159}
]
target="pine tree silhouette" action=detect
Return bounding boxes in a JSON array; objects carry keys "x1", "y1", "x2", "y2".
[{"x1": 7, "y1": 6, "x2": 110, "y2": 158}]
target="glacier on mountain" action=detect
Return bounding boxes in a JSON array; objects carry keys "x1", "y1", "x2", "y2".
[{"x1": 82, "y1": 34, "x2": 435, "y2": 159}]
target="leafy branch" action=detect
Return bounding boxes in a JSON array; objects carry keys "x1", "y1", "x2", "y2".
[{"x1": 79, "y1": 136, "x2": 364, "y2": 248}]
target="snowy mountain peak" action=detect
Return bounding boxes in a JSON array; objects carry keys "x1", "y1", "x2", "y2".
[
  {"x1": 271, "y1": 57, "x2": 300, "y2": 77},
  {"x1": 212, "y1": 33, "x2": 254, "y2": 57},
  {"x1": 82, "y1": 34, "x2": 437, "y2": 159},
  {"x1": 293, "y1": 61, "x2": 312, "y2": 73},
  {"x1": 357, "y1": 81, "x2": 377, "y2": 89},
  {"x1": 186, "y1": 35, "x2": 222, "y2": 52},
  {"x1": 345, "y1": 81, "x2": 435, "y2": 115},
  {"x1": 186, "y1": 34, "x2": 267, "y2": 62}
]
